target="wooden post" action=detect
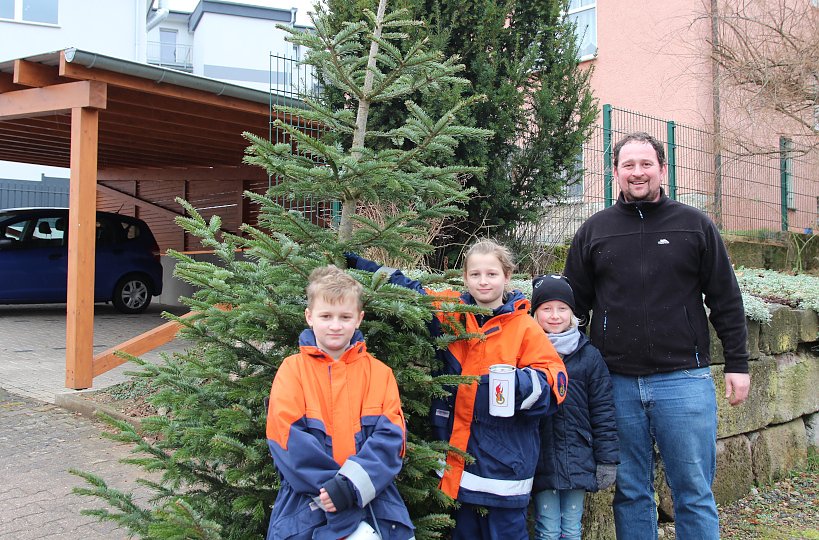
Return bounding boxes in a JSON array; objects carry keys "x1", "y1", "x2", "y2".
[{"x1": 65, "y1": 106, "x2": 99, "y2": 389}]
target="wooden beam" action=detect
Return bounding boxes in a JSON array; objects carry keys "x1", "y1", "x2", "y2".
[
  {"x1": 65, "y1": 106, "x2": 99, "y2": 390},
  {"x1": 98, "y1": 165, "x2": 268, "y2": 182},
  {"x1": 13, "y1": 59, "x2": 63, "y2": 87},
  {"x1": 92, "y1": 313, "x2": 194, "y2": 377},
  {"x1": 97, "y1": 183, "x2": 185, "y2": 219},
  {"x1": 0, "y1": 80, "x2": 107, "y2": 120},
  {"x1": 0, "y1": 72, "x2": 28, "y2": 93}
]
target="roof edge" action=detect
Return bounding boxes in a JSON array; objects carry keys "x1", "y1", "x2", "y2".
[{"x1": 62, "y1": 48, "x2": 304, "y2": 109}]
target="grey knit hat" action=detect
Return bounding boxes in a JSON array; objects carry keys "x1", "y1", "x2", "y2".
[{"x1": 530, "y1": 274, "x2": 576, "y2": 314}]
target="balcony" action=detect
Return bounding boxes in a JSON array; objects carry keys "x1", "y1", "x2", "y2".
[{"x1": 146, "y1": 41, "x2": 193, "y2": 72}]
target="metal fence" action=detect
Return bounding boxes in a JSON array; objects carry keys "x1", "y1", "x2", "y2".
[
  {"x1": 532, "y1": 105, "x2": 819, "y2": 244},
  {"x1": 261, "y1": 53, "x2": 337, "y2": 227},
  {"x1": 0, "y1": 178, "x2": 69, "y2": 210}
]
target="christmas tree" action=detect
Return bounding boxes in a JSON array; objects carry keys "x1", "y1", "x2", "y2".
[{"x1": 71, "y1": 1, "x2": 491, "y2": 538}]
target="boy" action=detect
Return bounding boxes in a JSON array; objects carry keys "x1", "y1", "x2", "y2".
[{"x1": 265, "y1": 265, "x2": 415, "y2": 540}]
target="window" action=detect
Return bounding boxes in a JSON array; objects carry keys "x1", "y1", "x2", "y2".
[
  {"x1": 0, "y1": 0, "x2": 13, "y2": 19},
  {"x1": 563, "y1": 151, "x2": 585, "y2": 200},
  {"x1": 0, "y1": 0, "x2": 58, "y2": 24},
  {"x1": 159, "y1": 28, "x2": 177, "y2": 64},
  {"x1": 567, "y1": 0, "x2": 596, "y2": 59},
  {"x1": 1, "y1": 216, "x2": 65, "y2": 247}
]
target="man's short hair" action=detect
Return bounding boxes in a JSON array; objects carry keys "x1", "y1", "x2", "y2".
[
  {"x1": 306, "y1": 265, "x2": 364, "y2": 310},
  {"x1": 613, "y1": 131, "x2": 666, "y2": 168}
]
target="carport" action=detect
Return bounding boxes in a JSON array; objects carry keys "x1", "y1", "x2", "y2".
[{"x1": 0, "y1": 48, "x2": 306, "y2": 389}]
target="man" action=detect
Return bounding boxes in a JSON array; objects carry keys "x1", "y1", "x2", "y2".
[{"x1": 564, "y1": 132, "x2": 751, "y2": 540}]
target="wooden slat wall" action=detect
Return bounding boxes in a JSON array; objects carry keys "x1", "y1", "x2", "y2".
[
  {"x1": 136, "y1": 180, "x2": 185, "y2": 251},
  {"x1": 97, "y1": 179, "x2": 185, "y2": 253},
  {"x1": 184, "y1": 179, "x2": 243, "y2": 251},
  {"x1": 96, "y1": 171, "x2": 336, "y2": 255}
]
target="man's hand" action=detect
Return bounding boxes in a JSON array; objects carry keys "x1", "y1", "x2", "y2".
[{"x1": 724, "y1": 372, "x2": 750, "y2": 406}]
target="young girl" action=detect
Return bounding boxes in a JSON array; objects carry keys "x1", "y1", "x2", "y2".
[
  {"x1": 530, "y1": 274, "x2": 619, "y2": 540},
  {"x1": 347, "y1": 240, "x2": 568, "y2": 540}
]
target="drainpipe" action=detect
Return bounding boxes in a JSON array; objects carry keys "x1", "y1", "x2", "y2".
[
  {"x1": 710, "y1": 0, "x2": 724, "y2": 229},
  {"x1": 147, "y1": 0, "x2": 170, "y2": 32},
  {"x1": 290, "y1": 7, "x2": 298, "y2": 26}
]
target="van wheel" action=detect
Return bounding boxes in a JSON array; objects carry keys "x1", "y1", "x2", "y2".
[{"x1": 112, "y1": 275, "x2": 152, "y2": 314}]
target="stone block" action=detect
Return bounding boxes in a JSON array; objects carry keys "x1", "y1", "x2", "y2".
[
  {"x1": 713, "y1": 435, "x2": 753, "y2": 506},
  {"x1": 759, "y1": 305, "x2": 799, "y2": 354},
  {"x1": 708, "y1": 317, "x2": 759, "y2": 363},
  {"x1": 771, "y1": 353, "x2": 819, "y2": 424},
  {"x1": 709, "y1": 321, "x2": 724, "y2": 365},
  {"x1": 714, "y1": 358, "x2": 776, "y2": 438},
  {"x1": 750, "y1": 420, "x2": 808, "y2": 485},
  {"x1": 795, "y1": 309, "x2": 819, "y2": 343},
  {"x1": 746, "y1": 319, "x2": 761, "y2": 360},
  {"x1": 581, "y1": 489, "x2": 616, "y2": 540},
  {"x1": 806, "y1": 412, "x2": 819, "y2": 450}
]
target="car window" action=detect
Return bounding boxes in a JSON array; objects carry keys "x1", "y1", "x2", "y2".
[
  {"x1": 0, "y1": 216, "x2": 65, "y2": 248},
  {"x1": 1, "y1": 220, "x2": 26, "y2": 241},
  {"x1": 116, "y1": 220, "x2": 141, "y2": 242},
  {"x1": 30, "y1": 216, "x2": 65, "y2": 247},
  {"x1": 96, "y1": 217, "x2": 116, "y2": 246}
]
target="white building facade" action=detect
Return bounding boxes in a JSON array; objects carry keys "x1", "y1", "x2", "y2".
[{"x1": 0, "y1": 0, "x2": 310, "y2": 179}]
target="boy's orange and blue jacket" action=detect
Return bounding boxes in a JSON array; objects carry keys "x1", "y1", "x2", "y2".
[
  {"x1": 347, "y1": 255, "x2": 569, "y2": 509},
  {"x1": 265, "y1": 329, "x2": 414, "y2": 540}
]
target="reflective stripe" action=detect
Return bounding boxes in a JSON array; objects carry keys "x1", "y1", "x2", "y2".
[
  {"x1": 518, "y1": 367, "x2": 543, "y2": 410},
  {"x1": 376, "y1": 266, "x2": 397, "y2": 278},
  {"x1": 339, "y1": 459, "x2": 376, "y2": 506},
  {"x1": 459, "y1": 470, "x2": 534, "y2": 496}
]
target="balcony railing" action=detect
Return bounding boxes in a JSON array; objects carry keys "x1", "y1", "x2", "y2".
[{"x1": 146, "y1": 41, "x2": 193, "y2": 72}]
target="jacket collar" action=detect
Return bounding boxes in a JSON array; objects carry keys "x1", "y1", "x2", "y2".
[
  {"x1": 298, "y1": 328, "x2": 367, "y2": 363},
  {"x1": 615, "y1": 187, "x2": 669, "y2": 215},
  {"x1": 460, "y1": 289, "x2": 531, "y2": 316}
]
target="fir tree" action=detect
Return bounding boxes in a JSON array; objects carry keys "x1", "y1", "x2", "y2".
[
  {"x1": 71, "y1": 1, "x2": 491, "y2": 539},
  {"x1": 326, "y1": 0, "x2": 598, "y2": 255}
]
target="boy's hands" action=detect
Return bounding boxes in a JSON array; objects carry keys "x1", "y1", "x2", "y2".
[
  {"x1": 595, "y1": 463, "x2": 617, "y2": 490},
  {"x1": 343, "y1": 252, "x2": 360, "y2": 269},
  {"x1": 318, "y1": 488, "x2": 337, "y2": 512},
  {"x1": 321, "y1": 475, "x2": 357, "y2": 512}
]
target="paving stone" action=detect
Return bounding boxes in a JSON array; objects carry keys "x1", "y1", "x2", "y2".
[{"x1": 0, "y1": 303, "x2": 188, "y2": 539}]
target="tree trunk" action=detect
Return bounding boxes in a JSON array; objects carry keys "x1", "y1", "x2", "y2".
[{"x1": 337, "y1": 0, "x2": 388, "y2": 243}]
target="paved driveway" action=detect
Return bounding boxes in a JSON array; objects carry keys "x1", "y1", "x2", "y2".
[
  {"x1": 0, "y1": 302, "x2": 189, "y2": 403},
  {"x1": 0, "y1": 303, "x2": 190, "y2": 539},
  {"x1": 0, "y1": 387, "x2": 157, "y2": 540}
]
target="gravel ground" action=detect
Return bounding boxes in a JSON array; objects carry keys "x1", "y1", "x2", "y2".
[{"x1": 659, "y1": 469, "x2": 818, "y2": 540}]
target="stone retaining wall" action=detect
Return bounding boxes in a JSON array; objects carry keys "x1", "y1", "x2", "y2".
[{"x1": 582, "y1": 306, "x2": 819, "y2": 538}]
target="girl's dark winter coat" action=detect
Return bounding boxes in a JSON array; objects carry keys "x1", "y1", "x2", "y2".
[{"x1": 533, "y1": 333, "x2": 619, "y2": 493}]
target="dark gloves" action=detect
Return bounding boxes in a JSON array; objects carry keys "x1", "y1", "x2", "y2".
[
  {"x1": 595, "y1": 463, "x2": 617, "y2": 491},
  {"x1": 343, "y1": 252, "x2": 360, "y2": 269},
  {"x1": 322, "y1": 474, "x2": 358, "y2": 512}
]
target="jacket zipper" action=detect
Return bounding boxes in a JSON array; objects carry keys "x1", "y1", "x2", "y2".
[{"x1": 637, "y1": 207, "x2": 652, "y2": 360}]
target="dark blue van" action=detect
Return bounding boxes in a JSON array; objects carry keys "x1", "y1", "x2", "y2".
[{"x1": 0, "y1": 208, "x2": 163, "y2": 313}]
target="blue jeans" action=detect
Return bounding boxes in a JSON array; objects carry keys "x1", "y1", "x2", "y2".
[
  {"x1": 610, "y1": 368, "x2": 719, "y2": 540},
  {"x1": 533, "y1": 489, "x2": 585, "y2": 540}
]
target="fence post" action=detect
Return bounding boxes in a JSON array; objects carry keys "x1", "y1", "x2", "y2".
[
  {"x1": 779, "y1": 136, "x2": 790, "y2": 231},
  {"x1": 666, "y1": 121, "x2": 676, "y2": 200},
  {"x1": 603, "y1": 104, "x2": 613, "y2": 207}
]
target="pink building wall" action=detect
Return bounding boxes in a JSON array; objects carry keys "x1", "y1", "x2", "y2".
[
  {"x1": 569, "y1": 0, "x2": 818, "y2": 235},
  {"x1": 589, "y1": 0, "x2": 714, "y2": 128}
]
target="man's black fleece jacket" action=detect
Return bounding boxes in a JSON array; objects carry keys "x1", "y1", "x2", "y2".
[{"x1": 564, "y1": 191, "x2": 749, "y2": 376}]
